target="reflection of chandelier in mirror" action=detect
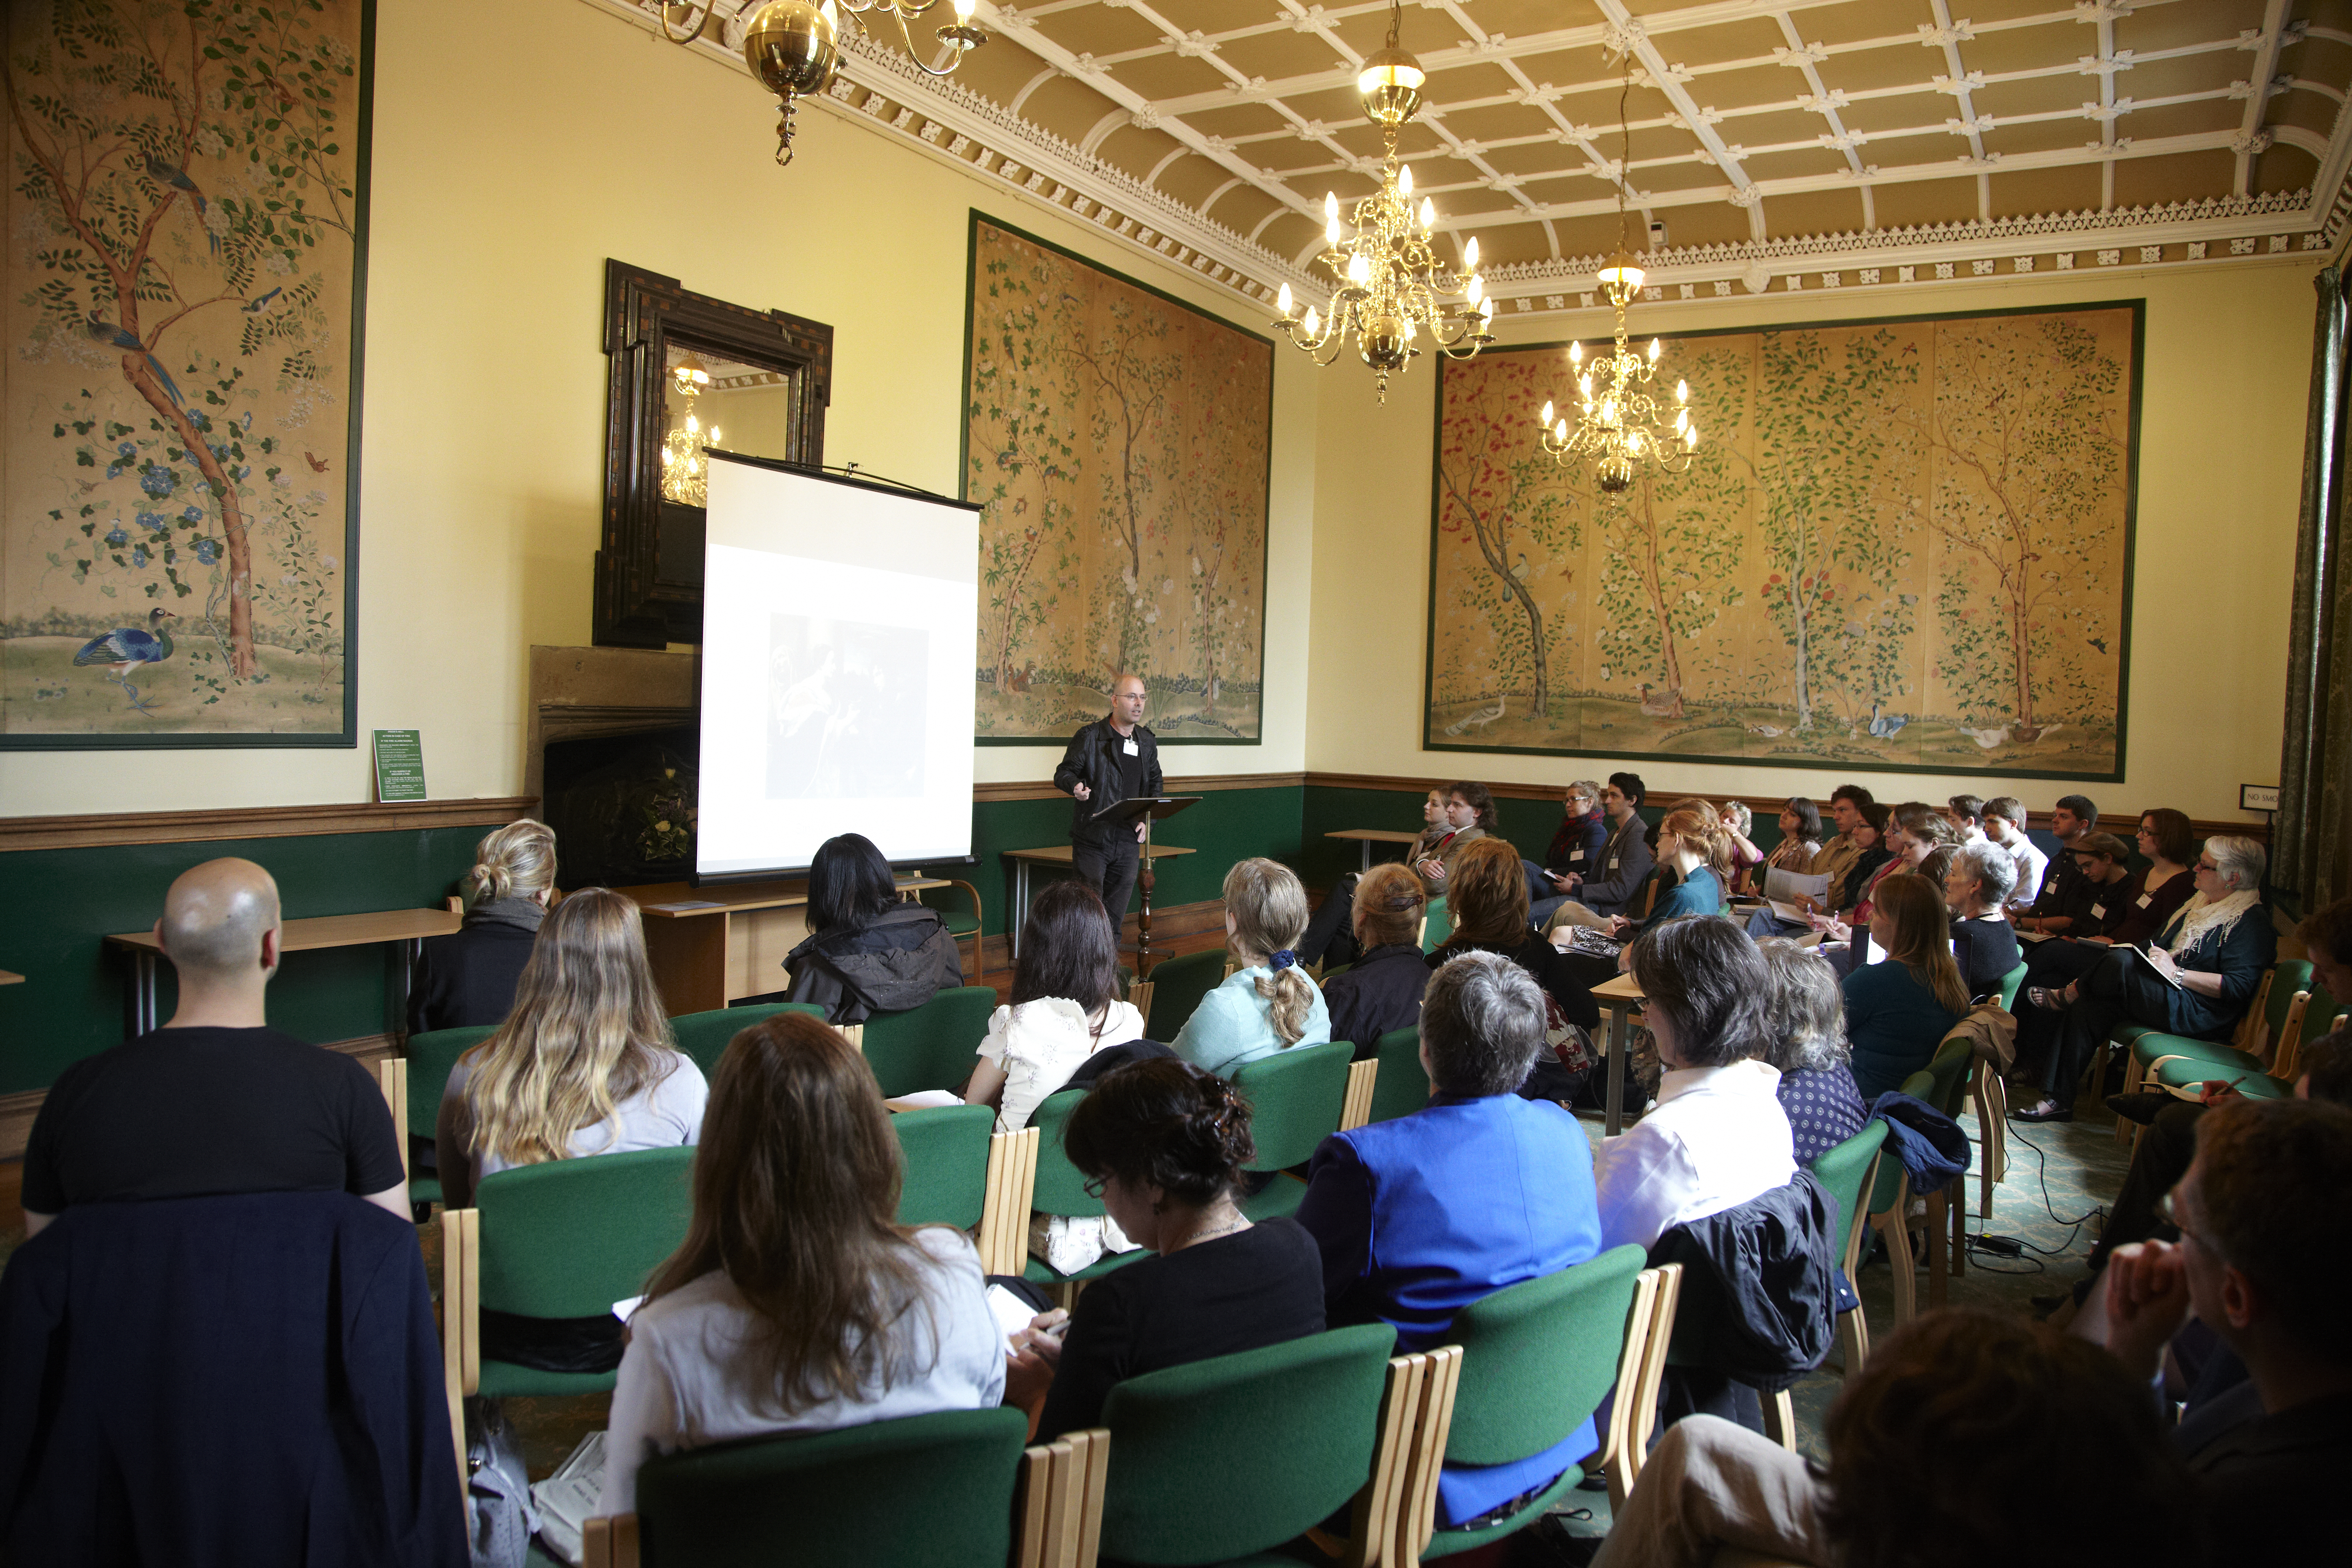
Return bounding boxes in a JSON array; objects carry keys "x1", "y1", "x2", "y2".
[
  {"x1": 1267, "y1": 0, "x2": 1493, "y2": 402},
  {"x1": 1537, "y1": 56, "x2": 1700, "y2": 492},
  {"x1": 661, "y1": 355, "x2": 721, "y2": 506},
  {"x1": 659, "y1": 0, "x2": 985, "y2": 166}
]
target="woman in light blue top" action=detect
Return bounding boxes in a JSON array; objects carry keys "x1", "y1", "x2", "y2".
[{"x1": 1172, "y1": 858, "x2": 1330, "y2": 1077}]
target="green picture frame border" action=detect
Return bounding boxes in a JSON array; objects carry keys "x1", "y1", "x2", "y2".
[
  {"x1": 1421, "y1": 295, "x2": 2146, "y2": 784},
  {"x1": 959, "y1": 208, "x2": 1275, "y2": 747},
  {"x1": 0, "y1": 0, "x2": 373, "y2": 753}
]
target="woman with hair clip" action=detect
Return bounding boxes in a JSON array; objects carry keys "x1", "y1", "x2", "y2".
[
  {"x1": 962, "y1": 880, "x2": 1146, "y2": 1133},
  {"x1": 1006, "y1": 1057, "x2": 1324, "y2": 1441},
  {"x1": 1429, "y1": 837, "x2": 1602, "y2": 1101},
  {"x1": 1320, "y1": 861, "x2": 1431, "y2": 1053},
  {"x1": 595, "y1": 1013, "x2": 1004, "y2": 1518},
  {"x1": 435, "y1": 886, "x2": 707, "y2": 1212},
  {"x1": 782, "y1": 832, "x2": 965, "y2": 1024},
  {"x1": 409, "y1": 818, "x2": 559, "y2": 1034},
  {"x1": 1171, "y1": 859, "x2": 1331, "y2": 1077},
  {"x1": 1840, "y1": 874, "x2": 1971, "y2": 1100}
]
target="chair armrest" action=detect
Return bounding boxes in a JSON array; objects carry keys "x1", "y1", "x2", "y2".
[
  {"x1": 838, "y1": 1023, "x2": 865, "y2": 1051},
  {"x1": 377, "y1": 1058, "x2": 409, "y2": 1182},
  {"x1": 439, "y1": 1206, "x2": 479, "y2": 1492},
  {"x1": 980, "y1": 1127, "x2": 1042, "y2": 1276},
  {"x1": 1384, "y1": 1343, "x2": 1463, "y2": 1568},
  {"x1": 1607, "y1": 1263, "x2": 1683, "y2": 1515},
  {"x1": 1340, "y1": 1058, "x2": 1379, "y2": 1131},
  {"x1": 583, "y1": 1514, "x2": 638, "y2": 1568},
  {"x1": 1015, "y1": 1427, "x2": 1108, "y2": 1568}
]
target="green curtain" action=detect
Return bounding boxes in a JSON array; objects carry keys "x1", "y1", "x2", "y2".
[{"x1": 2278, "y1": 265, "x2": 2352, "y2": 910}]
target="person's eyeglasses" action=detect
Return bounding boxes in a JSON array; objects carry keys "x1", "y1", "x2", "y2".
[
  {"x1": 2160, "y1": 1188, "x2": 2211, "y2": 1251},
  {"x1": 1081, "y1": 1174, "x2": 1109, "y2": 1200},
  {"x1": 2196, "y1": 860, "x2": 2220, "y2": 873}
]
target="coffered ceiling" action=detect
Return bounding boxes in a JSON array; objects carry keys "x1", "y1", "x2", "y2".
[{"x1": 600, "y1": 0, "x2": 2352, "y2": 314}]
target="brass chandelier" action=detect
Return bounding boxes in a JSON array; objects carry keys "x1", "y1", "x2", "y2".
[
  {"x1": 1537, "y1": 58, "x2": 1700, "y2": 491},
  {"x1": 659, "y1": 0, "x2": 985, "y2": 166},
  {"x1": 1268, "y1": 0, "x2": 1493, "y2": 402}
]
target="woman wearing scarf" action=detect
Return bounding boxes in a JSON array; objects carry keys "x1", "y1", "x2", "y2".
[
  {"x1": 409, "y1": 818, "x2": 557, "y2": 1034},
  {"x1": 2013, "y1": 836, "x2": 2276, "y2": 1124}
]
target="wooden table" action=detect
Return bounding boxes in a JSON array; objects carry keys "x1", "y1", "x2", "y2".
[
  {"x1": 1325, "y1": 828, "x2": 1424, "y2": 872},
  {"x1": 1590, "y1": 971, "x2": 1648, "y2": 1138},
  {"x1": 1002, "y1": 845, "x2": 1196, "y2": 963},
  {"x1": 622, "y1": 877, "x2": 949, "y2": 1016},
  {"x1": 107, "y1": 908, "x2": 461, "y2": 1035},
  {"x1": 0, "y1": 971, "x2": 21, "y2": 986}
]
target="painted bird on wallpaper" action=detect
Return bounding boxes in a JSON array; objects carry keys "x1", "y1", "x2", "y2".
[
  {"x1": 143, "y1": 154, "x2": 218, "y2": 253},
  {"x1": 74, "y1": 608, "x2": 177, "y2": 713},
  {"x1": 84, "y1": 316, "x2": 184, "y2": 408},
  {"x1": 241, "y1": 287, "x2": 283, "y2": 314},
  {"x1": 1867, "y1": 701, "x2": 1910, "y2": 739}
]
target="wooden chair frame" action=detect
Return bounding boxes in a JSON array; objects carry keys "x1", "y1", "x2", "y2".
[
  {"x1": 978, "y1": 1127, "x2": 1041, "y2": 1276},
  {"x1": 1866, "y1": 1170, "x2": 1919, "y2": 1328},
  {"x1": 1340, "y1": 1059, "x2": 1380, "y2": 1131},
  {"x1": 1126, "y1": 977, "x2": 1154, "y2": 1023},
  {"x1": 377, "y1": 1057, "x2": 409, "y2": 1183},
  {"x1": 580, "y1": 1425, "x2": 1112, "y2": 1568},
  {"x1": 439, "y1": 1206, "x2": 479, "y2": 1492},
  {"x1": 1835, "y1": 1152, "x2": 1882, "y2": 1379},
  {"x1": 1970, "y1": 1059, "x2": 2008, "y2": 1219},
  {"x1": 1603, "y1": 1263, "x2": 1684, "y2": 1515}
]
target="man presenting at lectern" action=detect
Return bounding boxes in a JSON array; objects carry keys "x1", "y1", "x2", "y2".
[{"x1": 1054, "y1": 673, "x2": 1160, "y2": 924}]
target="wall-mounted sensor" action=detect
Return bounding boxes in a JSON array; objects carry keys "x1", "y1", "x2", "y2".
[{"x1": 1648, "y1": 220, "x2": 1668, "y2": 250}]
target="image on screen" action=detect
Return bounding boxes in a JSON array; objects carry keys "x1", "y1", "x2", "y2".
[{"x1": 767, "y1": 614, "x2": 928, "y2": 799}]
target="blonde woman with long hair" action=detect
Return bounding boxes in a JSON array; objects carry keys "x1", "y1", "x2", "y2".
[
  {"x1": 1599, "y1": 801, "x2": 1738, "y2": 938},
  {"x1": 434, "y1": 886, "x2": 705, "y2": 1211},
  {"x1": 1171, "y1": 858, "x2": 1331, "y2": 1077},
  {"x1": 1840, "y1": 874, "x2": 1970, "y2": 1100},
  {"x1": 408, "y1": 817, "x2": 558, "y2": 1034}
]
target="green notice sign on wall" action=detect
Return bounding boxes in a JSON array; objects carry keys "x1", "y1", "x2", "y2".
[{"x1": 373, "y1": 729, "x2": 427, "y2": 802}]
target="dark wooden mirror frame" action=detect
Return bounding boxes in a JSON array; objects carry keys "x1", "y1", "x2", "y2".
[{"x1": 595, "y1": 259, "x2": 834, "y2": 647}]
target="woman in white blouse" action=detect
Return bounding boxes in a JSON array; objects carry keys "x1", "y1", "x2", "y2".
[
  {"x1": 1594, "y1": 917, "x2": 1796, "y2": 1251},
  {"x1": 964, "y1": 880, "x2": 1146, "y2": 1132},
  {"x1": 597, "y1": 1012, "x2": 1004, "y2": 1518}
]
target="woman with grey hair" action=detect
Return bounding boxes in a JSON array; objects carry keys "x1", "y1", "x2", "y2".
[
  {"x1": 1296, "y1": 948, "x2": 1603, "y2": 1532},
  {"x1": 1757, "y1": 939, "x2": 1867, "y2": 1165},
  {"x1": 1943, "y1": 839, "x2": 2022, "y2": 1002},
  {"x1": 2015, "y1": 835, "x2": 2276, "y2": 1124}
]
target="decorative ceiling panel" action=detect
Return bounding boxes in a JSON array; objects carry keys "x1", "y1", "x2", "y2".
[{"x1": 598, "y1": 0, "x2": 2352, "y2": 320}]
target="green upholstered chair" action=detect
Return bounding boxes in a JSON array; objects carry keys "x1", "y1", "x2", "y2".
[
  {"x1": 1420, "y1": 894, "x2": 1453, "y2": 954},
  {"x1": 1230, "y1": 1040, "x2": 1353, "y2": 1221},
  {"x1": 1995, "y1": 960, "x2": 2029, "y2": 1012},
  {"x1": 625, "y1": 1407, "x2": 1031, "y2": 1568},
  {"x1": 2105, "y1": 963, "x2": 2312, "y2": 1111},
  {"x1": 1097, "y1": 1322, "x2": 1399, "y2": 1567},
  {"x1": 667, "y1": 1003, "x2": 826, "y2": 1080},
  {"x1": 2123, "y1": 964, "x2": 2318, "y2": 1088},
  {"x1": 1142, "y1": 948, "x2": 1227, "y2": 1041},
  {"x1": 443, "y1": 1146, "x2": 696, "y2": 1402},
  {"x1": 1808, "y1": 1120, "x2": 1889, "y2": 1377},
  {"x1": 1364, "y1": 1026, "x2": 1432, "y2": 1125},
  {"x1": 890, "y1": 1102, "x2": 995, "y2": 1231},
  {"x1": 1413, "y1": 1244, "x2": 1649, "y2": 1559},
  {"x1": 860, "y1": 986, "x2": 999, "y2": 1099},
  {"x1": 403, "y1": 1024, "x2": 494, "y2": 1210},
  {"x1": 2145, "y1": 980, "x2": 2338, "y2": 1100},
  {"x1": 1021, "y1": 1087, "x2": 1149, "y2": 1300}
]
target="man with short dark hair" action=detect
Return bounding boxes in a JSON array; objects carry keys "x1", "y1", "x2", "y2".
[
  {"x1": 1945, "y1": 794, "x2": 1987, "y2": 843},
  {"x1": 2022, "y1": 795, "x2": 2098, "y2": 930},
  {"x1": 1052, "y1": 672, "x2": 1160, "y2": 928},
  {"x1": 1550, "y1": 772, "x2": 1653, "y2": 919},
  {"x1": 21, "y1": 859, "x2": 409, "y2": 1235},
  {"x1": 1982, "y1": 795, "x2": 2048, "y2": 911},
  {"x1": 1746, "y1": 783, "x2": 1872, "y2": 937}
]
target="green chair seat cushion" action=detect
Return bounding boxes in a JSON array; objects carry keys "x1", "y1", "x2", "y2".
[
  {"x1": 2229, "y1": 1074, "x2": 2295, "y2": 1101},
  {"x1": 2150, "y1": 1054, "x2": 2270, "y2": 1090},
  {"x1": 1420, "y1": 1462, "x2": 1588, "y2": 1559},
  {"x1": 475, "y1": 1359, "x2": 618, "y2": 1400},
  {"x1": 1237, "y1": 1173, "x2": 1306, "y2": 1222},
  {"x1": 409, "y1": 1174, "x2": 443, "y2": 1208},
  {"x1": 1233, "y1": 1041, "x2": 1354, "y2": 1172},
  {"x1": 937, "y1": 911, "x2": 981, "y2": 936},
  {"x1": 475, "y1": 1147, "x2": 696, "y2": 1319},
  {"x1": 1022, "y1": 1246, "x2": 1151, "y2": 1287}
]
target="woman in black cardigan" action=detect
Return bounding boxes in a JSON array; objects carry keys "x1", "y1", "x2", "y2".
[{"x1": 408, "y1": 819, "x2": 557, "y2": 1035}]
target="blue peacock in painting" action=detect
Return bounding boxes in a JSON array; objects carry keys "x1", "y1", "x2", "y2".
[{"x1": 73, "y1": 608, "x2": 177, "y2": 713}]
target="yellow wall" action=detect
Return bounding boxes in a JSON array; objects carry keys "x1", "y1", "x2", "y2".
[
  {"x1": 0, "y1": 0, "x2": 1318, "y2": 816},
  {"x1": 1307, "y1": 258, "x2": 2320, "y2": 825}
]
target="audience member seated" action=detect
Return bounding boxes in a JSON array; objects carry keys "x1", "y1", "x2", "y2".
[
  {"x1": 1718, "y1": 799, "x2": 1766, "y2": 890},
  {"x1": 2098, "y1": 1099, "x2": 2352, "y2": 1563},
  {"x1": 596, "y1": 1014, "x2": 1003, "y2": 1519},
  {"x1": 2024, "y1": 829, "x2": 2135, "y2": 944},
  {"x1": 1745, "y1": 784, "x2": 1873, "y2": 937},
  {"x1": 2115, "y1": 808, "x2": 2201, "y2": 942},
  {"x1": 1595, "y1": 920, "x2": 1794, "y2": 1251},
  {"x1": 2019, "y1": 793, "x2": 2101, "y2": 933},
  {"x1": 1752, "y1": 796, "x2": 1823, "y2": 897},
  {"x1": 2014, "y1": 836, "x2": 2275, "y2": 1124},
  {"x1": 1297, "y1": 788, "x2": 1447, "y2": 968},
  {"x1": 1757, "y1": 940, "x2": 1868, "y2": 1166},
  {"x1": 1840, "y1": 875, "x2": 1971, "y2": 1101},
  {"x1": 408, "y1": 817, "x2": 557, "y2": 1035},
  {"x1": 963, "y1": 880, "x2": 1145, "y2": 1133},
  {"x1": 1592, "y1": 800, "x2": 1734, "y2": 939},
  {"x1": 781, "y1": 832, "x2": 965, "y2": 1023},
  {"x1": 434, "y1": 887, "x2": 706, "y2": 1212},
  {"x1": 1829, "y1": 801, "x2": 1894, "y2": 913},
  {"x1": 21, "y1": 857, "x2": 407, "y2": 1237},
  {"x1": 1297, "y1": 950, "x2": 1603, "y2": 1529},
  {"x1": 1805, "y1": 804, "x2": 1944, "y2": 963},
  {"x1": 1011, "y1": 1059, "x2": 1323, "y2": 1440},
  {"x1": 1319, "y1": 861, "x2": 1431, "y2": 1052},
  {"x1": 1592, "y1": 1309, "x2": 2202, "y2": 1568},
  {"x1": 1170, "y1": 858, "x2": 1330, "y2": 1075},
  {"x1": 2086, "y1": 896, "x2": 2352, "y2": 1272},
  {"x1": 1428, "y1": 838, "x2": 1602, "y2": 1101},
  {"x1": 1544, "y1": 778, "x2": 1610, "y2": 888},
  {"x1": 1982, "y1": 794, "x2": 2049, "y2": 911},
  {"x1": 1942, "y1": 840, "x2": 2022, "y2": 1000},
  {"x1": 1944, "y1": 792, "x2": 1989, "y2": 843},
  {"x1": 1543, "y1": 772, "x2": 1654, "y2": 924},
  {"x1": 2013, "y1": 830, "x2": 2149, "y2": 1075},
  {"x1": 1414, "y1": 779, "x2": 1495, "y2": 893}
]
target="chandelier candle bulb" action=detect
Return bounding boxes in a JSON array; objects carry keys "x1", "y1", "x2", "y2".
[
  {"x1": 1399, "y1": 164, "x2": 1413, "y2": 197},
  {"x1": 1466, "y1": 275, "x2": 1483, "y2": 305},
  {"x1": 1464, "y1": 236, "x2": 1480, "y2": 271},
  {"x1": 1569, "y1": 341, "x2": 1584, "y2": 365},
  {"x1": 1541, "y1": 400, "x2": 1555, "y2": 425},
  {"x1": 1419, "y1": 197, "x2": 1436, "y2": 230},
  {"x1": 1647, "y1": 337, "x2": 1661, "y2": 362},
  {"x1": 1677, "y1": 379, "x2": 1688, "y2": 402},
  {"x1": 1302, "y1": 305, "x2": 1321, "y2": 336},
  {"x1": 1277, "y1": 282, "x2": 1293, "y2": 318}
]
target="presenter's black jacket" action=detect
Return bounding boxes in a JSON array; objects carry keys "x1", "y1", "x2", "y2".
[
  {"x1": 1053, "y1": 715, "x2": 1163, "y2": 843},
  {"x1": 783, "y1": 904, "x2": 965, "y2": 1025},
  {"x1": 0, "y1": 1191, "x2": 466, "y2": 1567}
]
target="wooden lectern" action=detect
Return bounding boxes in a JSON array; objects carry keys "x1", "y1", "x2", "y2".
[{"x1": 1089, "y1": 794, "x2": 1200, "y2": 980}]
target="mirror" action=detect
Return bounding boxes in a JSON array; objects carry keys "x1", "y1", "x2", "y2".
[{"x1": 596, "y1": 260, "x2": 834, "y2": 647}]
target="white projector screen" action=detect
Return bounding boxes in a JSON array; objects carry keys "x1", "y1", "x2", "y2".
[{"x1": 696, "y1": 453, "x2": 980, "y2": 880}]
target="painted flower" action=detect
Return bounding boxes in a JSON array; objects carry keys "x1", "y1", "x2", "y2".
[
  {"x1": 322, "y1": 555, "x2": 338, "y2": 571},
  {"x1": 139, "y1": 465, "x2": 175, "y2": 497},
  {"x1": 131, "y1": 545, "x2": 147, "y2": 567},
  {"x1": 195, "y1": 539, "x2": 220, "y2": 564},
  {"x1": 115, "y1": 441, "x2": 135, "y2": 458},
  {"x1": 104, "y1": 526, "x2": 129, "y2": 547},
  {"x1": 182, "y1": 505, "x2": 204, "y2": 523},
  {"x1": 106, "y1": 463, "x2": 124, "y2": 480},
  {"x1": 138, "y1": 511, "x2": 169, "y2": 532}
]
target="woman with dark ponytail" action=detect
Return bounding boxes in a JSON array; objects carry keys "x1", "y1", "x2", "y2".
[{"x1": 1009, "y1": 1058, "x2": 1325, "y2": 1439}]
